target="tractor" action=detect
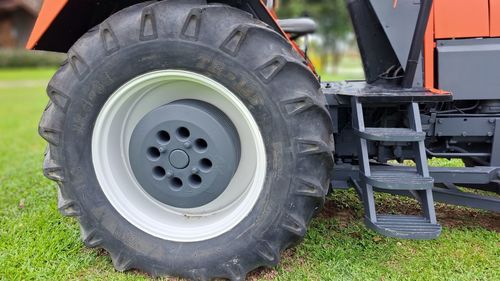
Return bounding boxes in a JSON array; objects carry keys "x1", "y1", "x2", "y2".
[{"x1": 28, "y1": 0, "x2": 500, "y2": 279}]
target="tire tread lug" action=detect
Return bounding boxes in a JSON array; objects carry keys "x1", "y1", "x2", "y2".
[
  {"x1": 68, "y1": 50, "x2": 90, "y2": 80},
  {"x1": 254, "y1": 240, "x2": 279, "y2": 265},
  {"x1": 256, "y1": 55, "x2": 287, "y2": 83},
  {"x1": 220, "y1": 25, "x2": 248, "y2": 56},
  {"x1": 111, "y1": 251, "x2": 134, "y2": 272},
  {"x1": 140, "y1": 6, "x2": 158, "y2": 41},
  {"x1": 100, "y1": 23, "x2": 120, "y2": 54},
  {"x1": 43, "y1": 149, "x2": 64, "y2": 182},
  {"x1": 281, "y1": 214, "x2": 307, "y2": 237},
  {"x1": 81, "y1": 227, "x2": 104, "y2": 248},
  {"x1": 293, "y1": 176, "x2": 325, "y2": 199},
  {"x1": 47, "y1": 85, "x2": 71, "y2": 113},
  {"x1": 181, "y1": 8, "x2": 202, "y2": 41},
  {"x1": 57, "y1": 187, "x2": 81, "y2": 217}
]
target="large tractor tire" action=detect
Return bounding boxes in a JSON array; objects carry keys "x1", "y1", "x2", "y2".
[{"x1": 39, "y1": 1, "x2": 333, "y2": 279}]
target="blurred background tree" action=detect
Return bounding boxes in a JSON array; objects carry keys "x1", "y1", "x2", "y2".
[
  {"x1": 0, "y1": 0, "x2": 65, "y2": 67},
  {"x1": 0, "y1": 0, "x2": 361, "y2": 77},
  {"x1": 277, "y1": 0, "x2": 356, "y2": 75}
]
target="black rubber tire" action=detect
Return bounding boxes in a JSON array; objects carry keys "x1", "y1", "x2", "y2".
[{"x1": 39, "y1": 1, "x2": 334, "y2": 279}]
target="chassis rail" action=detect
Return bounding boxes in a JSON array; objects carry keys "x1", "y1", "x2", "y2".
[{"x1": 333, "y1": 164, "x2": 500, "y2": 212}]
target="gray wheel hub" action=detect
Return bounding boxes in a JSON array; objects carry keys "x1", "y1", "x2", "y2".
[{"x1": 129, "y1": 99, "x2": 241, "y2": 208}]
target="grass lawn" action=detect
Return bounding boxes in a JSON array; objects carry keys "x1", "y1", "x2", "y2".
[{"x1": 0, "y1": 67, "x2": 499, "y2": 281}]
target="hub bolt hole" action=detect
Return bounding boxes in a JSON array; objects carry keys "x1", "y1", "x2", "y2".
[
  {"x1": 200, "y1": 158, "x2": 213, "y2": 171},
  {"x1": 152, "y1": 166, "x2": 166, "y2": 180},
  {"x1": 147, "y1": 147, "x2": 161, "y2": 160},
  {"x1": 189, "y1": 174, "x2": 202, "y2": 187},
  {"x1": 176, "y1": 127, "x2": 190, "y2": 140},
  {"x1": 157, "y1": 130, "x2": 171, "y2": 144},
  {"x1": 170, "y1": 177, "x2": 183, "y2": 189},
  {"x1": 194, "y1": 138, "x2": 208, "y2": 152}
]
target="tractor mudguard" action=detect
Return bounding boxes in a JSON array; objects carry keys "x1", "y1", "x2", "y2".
[
  {"x1": 26, "y1": 0, "x2": 288, "y2": 53},
  {"x1": 26, "y1": 0, "x2": 68, "y2": 50},
  {"x1": 27, "y1": 0, "x2": 150, "y2": 52}
]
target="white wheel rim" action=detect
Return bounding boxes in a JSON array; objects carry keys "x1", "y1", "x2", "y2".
[{"x1": 92, "y1": 70, "x2": 267, "y2": 242}]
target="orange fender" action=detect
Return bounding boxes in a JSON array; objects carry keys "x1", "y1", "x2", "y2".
[{"x1": 26, "y1": 0, "x2": 68, "y2": 49}]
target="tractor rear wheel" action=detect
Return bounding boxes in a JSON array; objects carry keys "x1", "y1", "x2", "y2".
[{"x1": 39, "y1": 1, "x2": 333, "y2": 279}]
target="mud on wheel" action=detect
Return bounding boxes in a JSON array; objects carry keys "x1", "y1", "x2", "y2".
[{"x1": 39, "y1": 1, "x2": 333, "y2": 279}]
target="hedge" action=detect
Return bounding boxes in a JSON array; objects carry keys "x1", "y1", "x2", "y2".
[{"x1": 0, "y1": 49, "x2": 65, "y2": 68}]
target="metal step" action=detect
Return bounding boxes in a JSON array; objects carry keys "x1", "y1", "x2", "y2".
[
  {"x1": 365, "y1": 215, "x2": 441, "y2": 239},
  {"x1": 322, "y1": 81, "x2": 452, "y2": 104},
  {"x1": 350, "y1": 98, "x2": 441, "y2": 239},
  {"x1": 361, "y1": 170, "x2": 434, "y2": 190},
  {"x1": 354, "y1": 128, "x2": 426, "y2": 142}
]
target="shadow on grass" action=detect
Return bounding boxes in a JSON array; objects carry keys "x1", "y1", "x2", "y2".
[
  {"x1": 247, "y1": 189, "x2": 499, "y2": 281},
  {"x1": 324, "y1": 190, "x2": 500, "y2": 232}
]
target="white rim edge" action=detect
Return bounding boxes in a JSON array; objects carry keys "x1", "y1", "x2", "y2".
[{"x1": 92, "y1": 70, "x2": 266, "y2": 242}]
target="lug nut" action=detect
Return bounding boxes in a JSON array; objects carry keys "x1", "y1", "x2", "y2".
[
  {"x1": 159, "y1": 146, "x2": 168, "y2": 154},
  {"x1": 184, "y1": 141, "x2": 192, "y2": 149},
  {"x1": 191, "y1": 167, "x2": 199, "y2": 174},
  {"x1": 166, "y1": 171, "x2": 174, "y2": 178}
]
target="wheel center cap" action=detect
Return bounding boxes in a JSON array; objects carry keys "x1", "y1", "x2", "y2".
[
  {"x1": 169, "y1": 149, "x2": 190, "y2": 169},
  {"x1": 128, "y1": 99, "x2": 241, "y2": 209}
]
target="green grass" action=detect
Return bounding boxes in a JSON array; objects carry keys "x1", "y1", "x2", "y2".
[
  {"x1": 0, "y1": 68, "x2": 499, "y2": 281},
  {"x1": 320, "y1": 55, "x2": 365, "y2": 81},
  {"x1": 0, "y1": 68, "x2": 58, "y2": 81}
]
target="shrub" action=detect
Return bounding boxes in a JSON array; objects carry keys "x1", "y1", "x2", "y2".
[{"x1": 0, "y1": 49, "x2": 65, "y2": 68}]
